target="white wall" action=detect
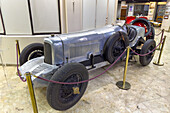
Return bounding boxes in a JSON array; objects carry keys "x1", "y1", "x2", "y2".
[
  {"x1": 0, "y1": 0, "x2": 60, "y2": 64},
  {"x1": 0, "y1": 0, "x2": 118, "y2": 34},
  {"x1": 82, "y1": 0, "x2": 118, "y2": 30},
  {"x1": 0, "y1": 0, "x2": 118, "y2": 64}
]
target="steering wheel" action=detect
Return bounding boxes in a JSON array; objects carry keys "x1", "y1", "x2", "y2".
[{"x1": 130, "y1": 18, "x2": 151, "y2": 37}]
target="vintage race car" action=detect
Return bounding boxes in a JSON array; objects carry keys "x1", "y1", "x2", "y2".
[{"x1": 19, "y1": 19, "x2": 156, "y2": 111}]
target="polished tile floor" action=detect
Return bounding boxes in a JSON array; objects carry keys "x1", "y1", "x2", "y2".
[{"x1": 0, "y1": 28, "x2": 170, "y2": 113}]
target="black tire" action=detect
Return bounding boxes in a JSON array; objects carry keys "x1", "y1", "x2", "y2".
[
  {"x1": 139, "y1": 39, "x2": 156, "y2": 66},
  {"x1": 103, "y1": 32, "x2": 129, "y2": 64},
  {"x1": 47, "y1": 63, "x2": 89, "y2": 111},
  {"x1": 19, "y1": 43, "x2": 44, "y2": 65},
  {"x1": 146, "y1": 26, "x2": 155, "y2": 40},
  {"x1": 130, "y1": 18, "x2": 151, "y2": 37}
]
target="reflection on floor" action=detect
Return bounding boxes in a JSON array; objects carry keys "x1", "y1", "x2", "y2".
[{"x1": 0, "y1": 27, "x2": 170, "y2": 113}]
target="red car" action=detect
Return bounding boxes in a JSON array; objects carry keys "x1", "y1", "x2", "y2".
[{"x1": 125, "y1": 16, "x2": 155, "y2": 40}]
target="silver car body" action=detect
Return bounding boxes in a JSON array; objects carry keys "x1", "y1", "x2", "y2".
[{"x1": 19, "y1": 25, "x2": 145, "y2": 87}]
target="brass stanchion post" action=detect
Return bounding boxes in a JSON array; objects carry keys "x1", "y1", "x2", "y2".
[
  {"x1": 25, "y1": 72, "x2": 38, "y2": 113},
  {"x1": 116, "y1": 46, "x2": 131, "y2": 90},
  {"x1": 153, "y1": 36, "x2": 166, "y2": 66},
  {"x1": 16, "y1": 40, "x2": 21, "y2": 58},
  {"x1": 156, "y1": 29, "x2": 164, "y2": 50}
]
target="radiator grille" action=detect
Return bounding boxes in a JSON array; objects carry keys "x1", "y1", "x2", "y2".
[{"x1": 44, "y1": 42, "x2": 52, "y2": 64}]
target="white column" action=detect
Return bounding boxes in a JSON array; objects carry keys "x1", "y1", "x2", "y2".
[{"x1": 161, "y1": 0, "x2": 170, "y2": 31}]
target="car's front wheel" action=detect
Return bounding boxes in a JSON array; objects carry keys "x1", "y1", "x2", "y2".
[
  {"x1": 47, "y1": 63, "x2": 89, "y2": 111},
  {"x1": 139, "y1": 39, "x2": 156, "y2": 66}
]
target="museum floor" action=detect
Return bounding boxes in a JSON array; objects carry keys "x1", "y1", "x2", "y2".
[{"x1": 0, "y1": 27, "x2": 170, "y2": 113}]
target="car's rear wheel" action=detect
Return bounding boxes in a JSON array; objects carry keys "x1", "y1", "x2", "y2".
[
  {"x1": 19, "y1": 43, "x2": 44, "y2": 65},
  {"x1": 139, "y1": 39, "x2": 156, "y2": 66},
  {"x1": 104, "y1": 32, "x2": 129, "y2": 64},
  {"x1": 47, "y1": 63, "x2": 89, "y2": 111}
]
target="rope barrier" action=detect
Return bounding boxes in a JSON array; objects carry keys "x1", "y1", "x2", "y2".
[
  {"x1": 130, "y1": 29, "x2": 164, "y2": 56},
  {"x1": 155, "y1": 29, "x2": 164, "y2": 36},
  {"x1": 33, "y1": 49, "x2": 127, "y2": 84},
  {"x1": 130, "y1": 38, "x2": 164, "y2": 56},
  {"x1": 16, "y1": 45, "x2": 126, "y2": 84},
  {"x1": 33, "y1": 35, "x2": 164, "y2": 84},
  {"x1": 16, "y1": 44, "x2": 27, "y2": 82}
]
